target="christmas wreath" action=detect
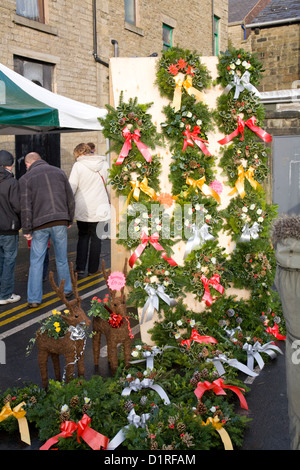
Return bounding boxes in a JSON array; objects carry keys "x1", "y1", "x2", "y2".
[{"x1": 155, "y1": 47, "x2": 212, "y2": 104}]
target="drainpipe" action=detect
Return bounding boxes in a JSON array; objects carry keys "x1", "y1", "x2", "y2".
[
  {"x1": 92, "y1": 0, "x2": 109, "y2": 67},
  {"x1": 111, "y1": 39, "x2": 119, "y2": 57},
  {"x1": 241, "y1": 24, "x2": 246, "y2": 39}
]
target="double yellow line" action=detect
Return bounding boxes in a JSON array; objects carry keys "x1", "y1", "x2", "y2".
[{"x1": 0, "y1": 273, "x2": 106, "y2": 328}]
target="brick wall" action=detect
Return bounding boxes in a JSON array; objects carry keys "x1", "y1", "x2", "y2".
[
  {"x1": 250, "y1": 23, "x2": 300, "y2": 92},
  {"x1": 0, "y1": 0, "x2": 228, "y2": 173}
]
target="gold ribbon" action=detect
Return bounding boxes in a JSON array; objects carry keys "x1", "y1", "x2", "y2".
[
  {"x1": 228, "y1": 165, "x2": 262, "y2": 199},
  {"x1": 201, "y1": 416, "x2": 233, "y2": 450},
  {"x1": 0, "y1": 401, "x2": 31, "y2": 445},
  {"x1": 121, "y1": 177, "x2": 157, "y2": 214},
  {"x1": 184, "y1": 176, "x2": 221, "y2": 203},
  {"x1": 172, "y1": 74, "x2": 206, "y2": 112}
]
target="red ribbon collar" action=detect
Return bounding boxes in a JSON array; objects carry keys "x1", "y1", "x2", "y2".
[
  {"x1": 129, "y1": 231, "x2": 177, "y2": 269},
  {"x1": 115, "y1": 127, "x2": 152, "y2": 165},
  {"x1": 194, "y1": 378, "x2": 248, "y2": 410},
  {"x1": 218, "y1": 116, "x2": 272, "y2": 145},
  {"x1": 40, "y1": 414, "x2": 109, "y2": 450},
  {"x1": 182, "y1": 125, "x2": 211, "y2": 156}
]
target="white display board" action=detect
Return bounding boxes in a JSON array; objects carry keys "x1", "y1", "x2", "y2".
[{"x1": 109, "y1": 57, "x2": 250, "y2": 343}]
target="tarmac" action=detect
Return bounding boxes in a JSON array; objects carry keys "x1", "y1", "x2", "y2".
[{"x1": 0, "y1": 225, "x2": 292, "y2": 451}]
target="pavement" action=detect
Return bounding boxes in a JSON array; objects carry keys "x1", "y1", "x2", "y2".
[{"x1": 0, "y1": 226, "x2": 292, "y2": 450}]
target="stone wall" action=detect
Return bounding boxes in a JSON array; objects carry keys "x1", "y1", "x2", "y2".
[
  {"x1": 250, "y1": 23, "x2": 300, "y2": 92},
  {"x1": 0, "y1": 0, "x2": 228, "y2": 174}
]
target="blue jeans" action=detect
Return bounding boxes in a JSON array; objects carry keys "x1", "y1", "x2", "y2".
[
  {"x1": 28, "y1": 225, "x2": 72, "y2": 304},
  {"x1": 0, "y1": 234, "x2": 19, "y2": 300}
]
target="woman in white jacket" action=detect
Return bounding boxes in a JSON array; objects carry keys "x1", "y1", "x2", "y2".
[{"x1": 69, "y1": 143, "x2": 110, "y2": 276}]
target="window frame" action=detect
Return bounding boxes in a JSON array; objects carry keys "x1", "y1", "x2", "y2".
[
  {"x1": 213, "y1": 15, "x2": 220, "y2": 56},
  {"x1": 16, "y1": 0, "x2": 45, "y2": 24},
  {"x1": 124, "y1": 0, "x2": 136, "y2": 26},
  {"x1": 163, "y1": 23, "x2": 173, "y2": 50}
]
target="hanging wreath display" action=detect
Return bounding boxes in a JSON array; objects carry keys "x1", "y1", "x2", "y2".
[
  {"x1": 155, "y1": 47, "x2": 212, "y2": 108},
  {"x1": 99, "y1": 93, "x2": 163, "y2": 198}
]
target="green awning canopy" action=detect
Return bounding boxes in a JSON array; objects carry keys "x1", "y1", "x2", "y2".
[{"x1": 0, "y1": 63, "x2": 107, "y2": 135}]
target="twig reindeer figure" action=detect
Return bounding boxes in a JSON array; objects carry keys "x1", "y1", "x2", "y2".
[
  {"x1": 93, "y1": 258, "x2": 133, "y2": 375},
  {"x1": 36, "y1": 263, "x2": 91, "y2": 389}
]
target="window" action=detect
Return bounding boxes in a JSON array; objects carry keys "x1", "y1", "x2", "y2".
[
  {"x1": 124, "y1": 0, "x2": 136, "y2": 25},
  {"x1": 213, "y1": 15, "x2": 220, "y2": 56},
  {"x1": 16, "y1": 0, "x2": 45, "y2": 23},
  {"x1": 163, "y1": 24, "x2": 173, "y2": 50}
]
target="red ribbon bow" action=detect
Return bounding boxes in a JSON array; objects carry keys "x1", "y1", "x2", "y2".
[
  {"x1": 115, "y1": 127, "x2": 152, "y2": 165},
  {"x1": 218, "y1": 116, "x2": 272, "y2": 146},
  {"x1": 40, "y1": 414, "x2": 109, "y2": 450},
  {"x1": 201, "y1": 273, "x2": 224, "y2": 307},
  {"x1": 265, "y1": 323, "x2": 286, "y2": 341},
  {"x1": 182, "y1": 125, "x2": 211, "y2": 156},
  {"x1": 129, "y1": 231, "x2": 177, "y2": 268},
  {"x1": 194, "y1": 378, "x2": 248, "y2": 410},
  {"x1": 181, "y1": 328, "x2": 218, "y2": 348}
]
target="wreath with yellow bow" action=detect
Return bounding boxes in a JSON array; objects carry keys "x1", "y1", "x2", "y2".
[{"x1": 156, "y1": 47, "x2": 211, "y2": 108}]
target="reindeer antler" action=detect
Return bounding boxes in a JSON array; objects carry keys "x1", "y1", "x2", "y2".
[
  {"x1": 49, "y1": 270, "x2": 73, "y2": 310},
  {"x1": 69, "y1": 262, "x2": 81, "y2": 307}
]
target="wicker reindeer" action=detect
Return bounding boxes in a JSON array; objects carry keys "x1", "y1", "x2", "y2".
[
  {"x1": 36, "y1": 263, "x2": 91, "y2": 389},
  {"x1": 92, "y1": 259, "x2": 132, "y2": 376}
]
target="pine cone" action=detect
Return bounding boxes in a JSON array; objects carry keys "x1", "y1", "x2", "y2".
[
  {"x1": 70, "y1": 395, "x2": 80, "y2": 407},
  {"x1": 181, "y1": 432, "x2": 194, "y2": 448},
  {"x1": 124, "y1": 400, "x2": 134, "y2": 412},
  {"x1": 82, "y1": 404, "x2": 91, "y2": 414},
  {"x1": 201, "y1": 368, "x2": 209, "y2": 377},
  {"x1": 3, "y1": 394, "x2": 11, "y2": 404},
  {"x1": 59, "y1": 411, "x2": 70, "y2": 423},
  {"x1": 177, "y1": 422, "x2": 186, "y2": 433},
  {"x1": 196, "y1": 401, "x2": 207, "y2": 415},
  {"x1": 150, "y1": 440, "x2": 159, "y2": 450},
  {"x1": 30, "y1": 396, "x2": 37, "y2": 405}
]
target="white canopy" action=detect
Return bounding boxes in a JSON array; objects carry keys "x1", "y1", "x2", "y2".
[{"x1": 0, "y1": 62, "x2": 107, "y2": 135}]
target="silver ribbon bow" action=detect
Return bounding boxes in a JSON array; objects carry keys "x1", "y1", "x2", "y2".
[
  {"x1": 224, "y1": 71, "x2": 261, "y2": 100},
  {"x1": 141, "y1": 284, "x2": 176, "y2": 323},
  {"x1": 207, "y1": 354, "x2": 259, "y2": 378},
  {"x1": 184, "y1": 223, "x2": 214, "y2": 259},
  {"x1": 68, "y1": 323, "x2": 86, "y2": 341},
  {"x1": 122, "y1": 376, "x2": 170, "y2": 405},
  {"x1": 130, "y1": 345, "x2": 177, "y2": 370},
  {"x1": 224, "y1": 325, "x2": 242, "y2": 339},
  {"x1": 240, "y1": 222, "x2": 260, "y2": 243},
  {"x1": 243, "y1": 341, "x2": 283, "y2": 371},
  {"x1": 107, "y1": 409, "x2": 151, "y2": 450},
  {"x1": 127, "y1": 409, "x2": 151, "y2": 428}
]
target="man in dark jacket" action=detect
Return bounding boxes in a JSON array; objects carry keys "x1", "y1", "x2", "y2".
[
  {"x1": 19, "y1": 152, "x2": 75, "y2": 308},
  {"x1": 0, "y1": 150, "x2": 21, "y2": 305}
]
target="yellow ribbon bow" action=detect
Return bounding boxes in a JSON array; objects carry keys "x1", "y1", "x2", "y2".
[
  {"x1": 184, "y1": 176, "x2": 221, "y2": 204},
  {"x1": 0, "y1": 401, "x2": 31, "y2": 445},
  {"x1": 201, "y1": 416, "x2": 233, "y2": 450},
  {"x1": 172, "y1": 74, "x2": 206, "y2": 112},
  {"x1": 228, "y1": 165, "x2": 262, "y2": 199},
  {"x1": 121, "y1": 177, "x2": 157, "y2": 214}
]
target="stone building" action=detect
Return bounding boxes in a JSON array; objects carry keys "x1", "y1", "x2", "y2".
[
  {"x1": 228, "y1": 0, "x2": 300, "y2": 214},
  {"x1": 0, "y1": 0, "x2": 228, "y2": 176}
]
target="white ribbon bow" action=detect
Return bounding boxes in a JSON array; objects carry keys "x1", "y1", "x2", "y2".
[
  {"x1": 142, "y1": 284, "x2": 176, "y2": 323},
  {"x1": 127, "y1": 409, "x2": 151, "y2": 428},
  {"x1": 207, "y1": 354, "x2": 259, "y2": 378},
  {"x1": 107, "y1": 409, "x2": 151, "y2": 450},
  {"x1": 184, "y1": 223, "x2": 214, "y2": 259},
  {"x1": 243, "y1": 341, "x2": 283, "y2": 371},
  {"x1": 122, "y1": 376, "x2": 170, "y2": 405},
  {"x1": 240, "y1": 222, "x2": 260, "y2": 243},
  {"x1": 224, "y1": 71, "x2": 261, "y2": 100},
  {"x1": 68, "y1": 323, "x2": 86, "y2": 341}
]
